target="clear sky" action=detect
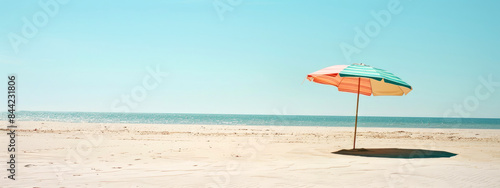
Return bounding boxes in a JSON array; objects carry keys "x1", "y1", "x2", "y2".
[{"x1": 1, "y1": 0, "x2": 499, "y2": 118}]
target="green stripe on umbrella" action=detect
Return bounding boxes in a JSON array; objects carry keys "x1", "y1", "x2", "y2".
[{"x1": 339, "y1": 64, "x2": 412, "y2": 89}]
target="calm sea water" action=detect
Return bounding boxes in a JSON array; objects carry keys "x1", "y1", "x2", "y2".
[{"x1": 2, "y1": 111, "x2": 500, "y2": 129}]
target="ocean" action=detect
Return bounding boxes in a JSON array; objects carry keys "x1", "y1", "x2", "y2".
[{"x1": 2, "y1": 111, "x2": 500, "y2": 129}]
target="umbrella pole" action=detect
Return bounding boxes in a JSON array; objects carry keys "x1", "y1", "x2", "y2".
[{"x1": 353, "y1": 78, "x2": 361, "y2": 149}]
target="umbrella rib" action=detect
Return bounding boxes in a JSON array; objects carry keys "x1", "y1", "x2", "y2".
[
  {"x1": 398, "y1": 85, "x2": 405, "y2": 95},
  {"x1": 368, "y1": 78, "x2": 373, "y2": 96},
  {"x1": 337, "y1": 76, "x2": 346, "y2": 89}
]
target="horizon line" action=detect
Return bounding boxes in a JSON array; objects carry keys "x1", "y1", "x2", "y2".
[{"x1": 8, "y1": 110, "x2": 500, "y2": 120}]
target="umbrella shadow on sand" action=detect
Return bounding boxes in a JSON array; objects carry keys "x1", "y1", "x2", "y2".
[{"x1": 332, "y1": 148, "x2": 457, "y2": 159}]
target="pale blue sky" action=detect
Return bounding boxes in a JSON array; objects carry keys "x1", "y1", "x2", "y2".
[{"x1": 1, "y1": 0, "x2": 499, "y2": 118}]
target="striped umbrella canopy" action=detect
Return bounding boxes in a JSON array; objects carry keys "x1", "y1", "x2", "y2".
[{"x1": 306, "y1": 63, "x2": 412, "y2": 149}]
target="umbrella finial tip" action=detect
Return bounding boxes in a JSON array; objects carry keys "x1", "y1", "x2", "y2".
[{"x1": 352, "y1": 63, "x2": 369, "y2": 67}]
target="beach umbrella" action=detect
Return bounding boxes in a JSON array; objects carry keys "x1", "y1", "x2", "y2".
[{"x1": 306, "y1": 63, "x2": 412, "y2": 149}]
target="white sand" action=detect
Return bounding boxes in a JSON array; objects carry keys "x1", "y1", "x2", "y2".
[{"x1": 1, "y1": 121, "x2": 500, "y2": 187}]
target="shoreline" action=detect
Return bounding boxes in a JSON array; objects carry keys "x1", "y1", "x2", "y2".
[{"x1": 5, "y1": 120, "x2": 500, "y2": 130}]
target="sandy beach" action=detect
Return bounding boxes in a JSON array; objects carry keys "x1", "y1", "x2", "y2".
[{"x1": 2, "y1": 121, "x2": 500, "y2": 187}]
